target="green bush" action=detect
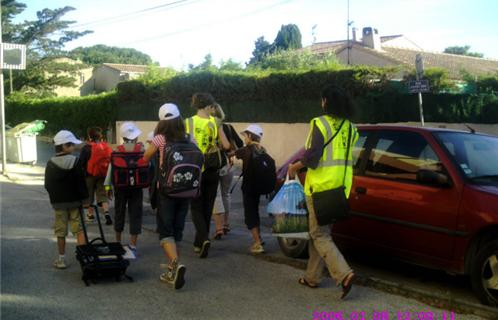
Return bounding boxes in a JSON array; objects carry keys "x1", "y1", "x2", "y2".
[{"x1": 5, "y1": 92, "x2": 117, "y2": 137}]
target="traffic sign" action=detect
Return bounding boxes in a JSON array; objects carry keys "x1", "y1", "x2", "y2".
[
  {"x1": 408, "y1": 80, "x2": 430, "y2": 93},
  {"x1": 1, "y1": 43, "x2": 26, "y2": 70}
]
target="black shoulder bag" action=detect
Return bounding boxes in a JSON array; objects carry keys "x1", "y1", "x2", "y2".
[{"x1": 312, "y1": 120, "x2": 353, "y2": 226}]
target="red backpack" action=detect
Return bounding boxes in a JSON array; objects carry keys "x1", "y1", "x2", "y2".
[
  {"x1": 87, "y1": 142, "x2": 113, "y2": 177},
  {"x1": 111, "y1": 144, "x2": 150, "y2": 189}
]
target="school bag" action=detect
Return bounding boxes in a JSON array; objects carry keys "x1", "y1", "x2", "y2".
[
  {"x1": 87, "y1": 142, "x2": 113, "y2": 177},
  {"x1": 76, "y1": 205, "x2": 132, "y2": 286},
  {"x1": 245, "y1": 147, "x2": 277, "y2": 195},
  {"x1": 160, "y1": 140, "x2": 204, "y2": 198},
  {"x1": 110, "y1": 144, "x2": 150, "y2": 189}
]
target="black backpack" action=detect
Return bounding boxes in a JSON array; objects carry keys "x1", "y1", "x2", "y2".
[
  {"x1": 159, "y1": 140, "x2": 204, "y2": 198},
  {"x1": 246, "y1": 148, "x2": 277, "y2": 195}
]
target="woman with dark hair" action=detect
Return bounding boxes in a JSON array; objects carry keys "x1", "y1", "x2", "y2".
[
  {"x1": 185, "y1": 93, "x2": 230, "y2": 258},
  {"x1": 143, "y1": 103, "x2": 190, "y2": 290},
  {"x1": 288, "y1": 85, "x2": 358, "y2": 299}
]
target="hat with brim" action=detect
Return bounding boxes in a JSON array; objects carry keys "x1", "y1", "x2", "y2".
[
  {"x1": 120, "y1": 122, "x2": 142, "y2": 140},
  {"x1": 241, "y1": 124, "x2": 263, "y2": 138},
  {"x1": 53, "y1": 130, "x2": 83, "y2": 145}
]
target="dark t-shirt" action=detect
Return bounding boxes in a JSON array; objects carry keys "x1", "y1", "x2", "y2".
[{"x1": 235, "y1": 143, "x2": 266, "y2": 191}]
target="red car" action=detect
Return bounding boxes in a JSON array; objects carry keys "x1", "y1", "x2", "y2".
[{"x1": 276, "y1": 125, "x2": 498, "y2": 306}]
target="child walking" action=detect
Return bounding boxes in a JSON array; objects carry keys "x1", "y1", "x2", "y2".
[
  {"x1": 143, "y1": 103, "x2": 199, "y2": 289},
  {"x1": 80, "y1": 127, "x2": 113, "y2": 225},
  {"x1": 234, "y1": 124, "x2": 275, "y2": 254},
  {"x1": 45, "y1": 130, "x2": 88, "y2": 269},
  {"x1": 104, "y1": 122, "x2": 145, "y2": 257}
]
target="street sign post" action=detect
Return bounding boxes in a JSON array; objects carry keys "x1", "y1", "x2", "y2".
[
  {"x1": 408, "y1": 80, "x2": 430, "y2": 93},
  {"x1": 0, "y1": 39, "x2": 27, "y2": 175},
  {"x1": 412, "y1": 54, "x2": 427, "y2": 127}
]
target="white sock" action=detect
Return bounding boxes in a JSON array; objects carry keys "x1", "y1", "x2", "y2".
[{"x1": 59, "y1": 254, "x2": 65, "y2": 260}]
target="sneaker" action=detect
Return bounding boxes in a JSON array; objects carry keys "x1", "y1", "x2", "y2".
[
  {"x1": 170, "y1": 259, "x2": 186, "y2": 290},
  {"x1": 251, "y1": 243, "x2": 265, "y2": 254},
  {"x1": 85, "y1": 214, "x2": 95, "y2": 223},
  {"x1": 199, "y1": 240, "x2": 210, "y2": 258},
  {"x1": 53, "y1": 258, "x2": 67, "y2": 269},
  {"x1": 127, "y1": 245, "x2": 137, "y2": 258},
  {"x1": 104, "y1": 213, "x2": 113, "y2": 225},
  {"x1": 160, "y1": 268, "x2": 175, "y2": 285},
  {"x1": 193, "y1": 246, "x2": 201, "y2": 254}
]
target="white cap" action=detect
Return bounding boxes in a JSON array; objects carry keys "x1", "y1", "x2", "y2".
[
  {"x1": 120, "y1": 122, "x2": 142, "y2": 140},
  {"x1": 147, "y1": 131, "x2": 154, "y2": 142},
  {"x1": 53, "y1": 130, "x2": 82, "y2": 146},
  {"x1": 158, "y1": 103, "x2": 180, "y2": 120},
  {"x1": 242, "y1": 124, "x2": 263, "y2": 138}
]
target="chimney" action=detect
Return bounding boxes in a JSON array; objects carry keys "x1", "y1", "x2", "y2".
[
  {"x1": 362, "y1": 27, "x2": 381, "y2": 50},
  {"x1": 352, "y1": 28, "x2": 357, "y2": 42}
]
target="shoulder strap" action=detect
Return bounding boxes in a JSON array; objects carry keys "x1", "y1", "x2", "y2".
[
  {"x1": 342, "y1": 123, "x2": 353, "y2": 186},
  {"x1": 322, "y1": 119, "x2": 346, "y2": 150}
]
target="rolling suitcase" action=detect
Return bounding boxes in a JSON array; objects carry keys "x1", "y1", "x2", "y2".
[{"x1": 76, "y1": 205, "x2": 132, "y2": 286}]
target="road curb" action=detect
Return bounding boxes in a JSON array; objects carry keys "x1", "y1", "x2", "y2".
[{"x1": 254, "y1": 253, "x2": 498, "y2": 320}]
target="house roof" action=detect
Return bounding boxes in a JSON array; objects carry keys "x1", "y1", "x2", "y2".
[
  {"x1": 103, "y1": 63, "x2": 148, "y2": 73},
  {"x1": 309, "y1": 40, "x2": 498, "y2": 79}
]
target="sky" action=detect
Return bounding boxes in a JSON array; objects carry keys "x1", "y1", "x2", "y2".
[{"x1": 16, "y1": 0, "x2": 498, "y2": 69}]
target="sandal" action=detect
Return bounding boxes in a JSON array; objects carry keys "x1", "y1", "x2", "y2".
[
  {"x1": 340, "y1": 273, "x2": 355, "y2": 299},
  {"x1": 298, "y1": 277, "x2": 318, "y2": 289},
  {"x1": 223, "y1": 224, "x2": 230, "y2": 235},
  {"x1": 214, "y1": 230, "x2": 224, "y2": 240}
]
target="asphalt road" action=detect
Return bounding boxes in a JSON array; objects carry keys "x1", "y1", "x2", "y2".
[{"x1": 0, "y1": 141, "x2": 486, "y2": 320}]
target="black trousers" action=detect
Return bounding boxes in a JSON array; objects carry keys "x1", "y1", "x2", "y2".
[
  {"x1": 191, "y1": 169, "x2": 219, "y2": 247},
  {"x1": 243, "y1": 192, "x2": 261, "y2": 230},
  {"x1": 114, "y1": 188, "x2": 143, "y2": 235}
]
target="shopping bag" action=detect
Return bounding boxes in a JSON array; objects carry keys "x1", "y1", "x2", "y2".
[{"x1": 267, "y1": 175, "x2": 309, "y2": 239}]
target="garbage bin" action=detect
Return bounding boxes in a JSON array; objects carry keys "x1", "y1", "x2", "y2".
[{"x1": 5, "y1": 120, "x2": 46, "y2": 165}]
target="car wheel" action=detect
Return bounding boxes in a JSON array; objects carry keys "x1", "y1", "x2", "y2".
[
  {"x1": 277, "y1": 237, "x2": 309, "y2": 259},
  {"x1": 471, "y1": 240, "x2": 498, "y2": 306}
]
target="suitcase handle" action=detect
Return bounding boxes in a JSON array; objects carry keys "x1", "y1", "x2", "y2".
[{"x1": 89, "y1": 237, "x2": 106, "y2": 245}]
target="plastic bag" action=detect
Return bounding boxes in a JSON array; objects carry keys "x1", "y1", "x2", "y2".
[{"x1": 267, "y1": 175, "x2": 309, "y2": 239}]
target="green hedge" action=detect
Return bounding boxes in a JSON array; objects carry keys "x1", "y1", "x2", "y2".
[
  {"x1": 5, "y1": 93, "x2": 117, "y2": 137},
  {"x1": 5, "y1": 69, "x2": 498, "y2": 137},
  {"x1": 116, "y1": 69, "x2": 498, "y2": 124}
]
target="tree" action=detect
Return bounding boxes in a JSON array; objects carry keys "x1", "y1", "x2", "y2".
[
  {"x1": 1, "y1": 1, "x2": 92, "y2": 97},
  {"x1": 188, "y1": 54, "x2": 216, "y2": 72},
  {"x1": 249, "y1": 24, "x2": 303, "y2": 65},
  {"x1": 444, "y1": 45, "x2": 484, "y2": 58},
  {"x1": 248, "y1": 48, "x2": 340, "y2": 71},
  {"x1": 249, "y1": 36, "x2": 272, "y2": 65},
  {"x1": 273, "y1": 24, "x2": 302, "y2": 51},
  {"x1": 70, "y1": 45, "x2": 154, "y2": 65}
]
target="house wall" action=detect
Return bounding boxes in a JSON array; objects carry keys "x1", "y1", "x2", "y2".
[
  {"x1": 53, "y1": 66, "x2": 94, "y2": 97},
  {"x1": 94, "y1": 66, "x2": 121, "y2": 92},
  {"x1": 116, "y1": 121, "x2": 498, "y2": 166},
  {"x1": 336, "y1": 48, "x2": 398, "y2": 67}
]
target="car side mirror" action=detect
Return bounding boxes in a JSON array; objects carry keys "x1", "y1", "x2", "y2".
[{"x1": 417, "y1": 169, "x2": 452, "y2": 187}]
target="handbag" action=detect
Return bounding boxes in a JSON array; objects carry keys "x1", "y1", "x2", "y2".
[
  {"x1": 312, "y1": 120, "x2": 353, "y2": 226},
  {"x1": 204, "y1": 144, "x2": 228, "y2": 170}
]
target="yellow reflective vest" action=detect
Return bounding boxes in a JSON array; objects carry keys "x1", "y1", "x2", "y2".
[
  {"x1": 304, "y1": 115, "x2": 358, "y2": 197},
  {"x1": 185, "y1": 115, "x2": 218, "y2": 155}
]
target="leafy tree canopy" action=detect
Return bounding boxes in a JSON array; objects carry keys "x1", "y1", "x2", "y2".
[
  {"x1": 70, "y1": 44, "x2": 154, "y2": 66},
  {"x1": 1, "y1": 0, "x2": 92, "y2": 97},
  {"x1": 444, "y1": 45, "x2": 484, "y2": 58},
  {"x1": 249, "y1": 24, "x2": 303, "y2": 65}
]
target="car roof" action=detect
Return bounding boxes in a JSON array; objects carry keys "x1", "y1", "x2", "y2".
[{"x1": 356, "y1": 124, "x2": 479, "y2": 135}]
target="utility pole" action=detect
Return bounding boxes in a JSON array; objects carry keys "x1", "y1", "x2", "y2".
[
  {"x1": 1, "y1": 6, "x2": 6, "y2": 175},
  {"x1": 347, "y1": 0, "x2": 350, "y2": 65},
  {"x1": 415, "y1": 53, "x2": 425, "y2": 126}
]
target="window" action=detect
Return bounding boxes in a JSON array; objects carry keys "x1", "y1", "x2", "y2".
[
  {"x1": 365, "y1": 131, "x2": 443, "y2": 183},
  {"x1": 352, "y1": 131, "x2": 369, "y2": 170}
]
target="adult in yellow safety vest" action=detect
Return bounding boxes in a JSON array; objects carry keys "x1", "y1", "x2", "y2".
[
  {"x1": 288, "y1": 85, "x2": 358, "y2": 300},
  {"x1": 185, "y1": 92, "x2": 230, "y2": 259}
]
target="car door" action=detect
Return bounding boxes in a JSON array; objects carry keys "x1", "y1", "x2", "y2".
[{"x1": 348, "y1": 130, "x2": 462, "y2": 264}]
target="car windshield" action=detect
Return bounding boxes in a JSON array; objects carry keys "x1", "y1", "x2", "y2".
[{"x1": 435, "y1": 132, "x2": 498, "y2": 185}]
